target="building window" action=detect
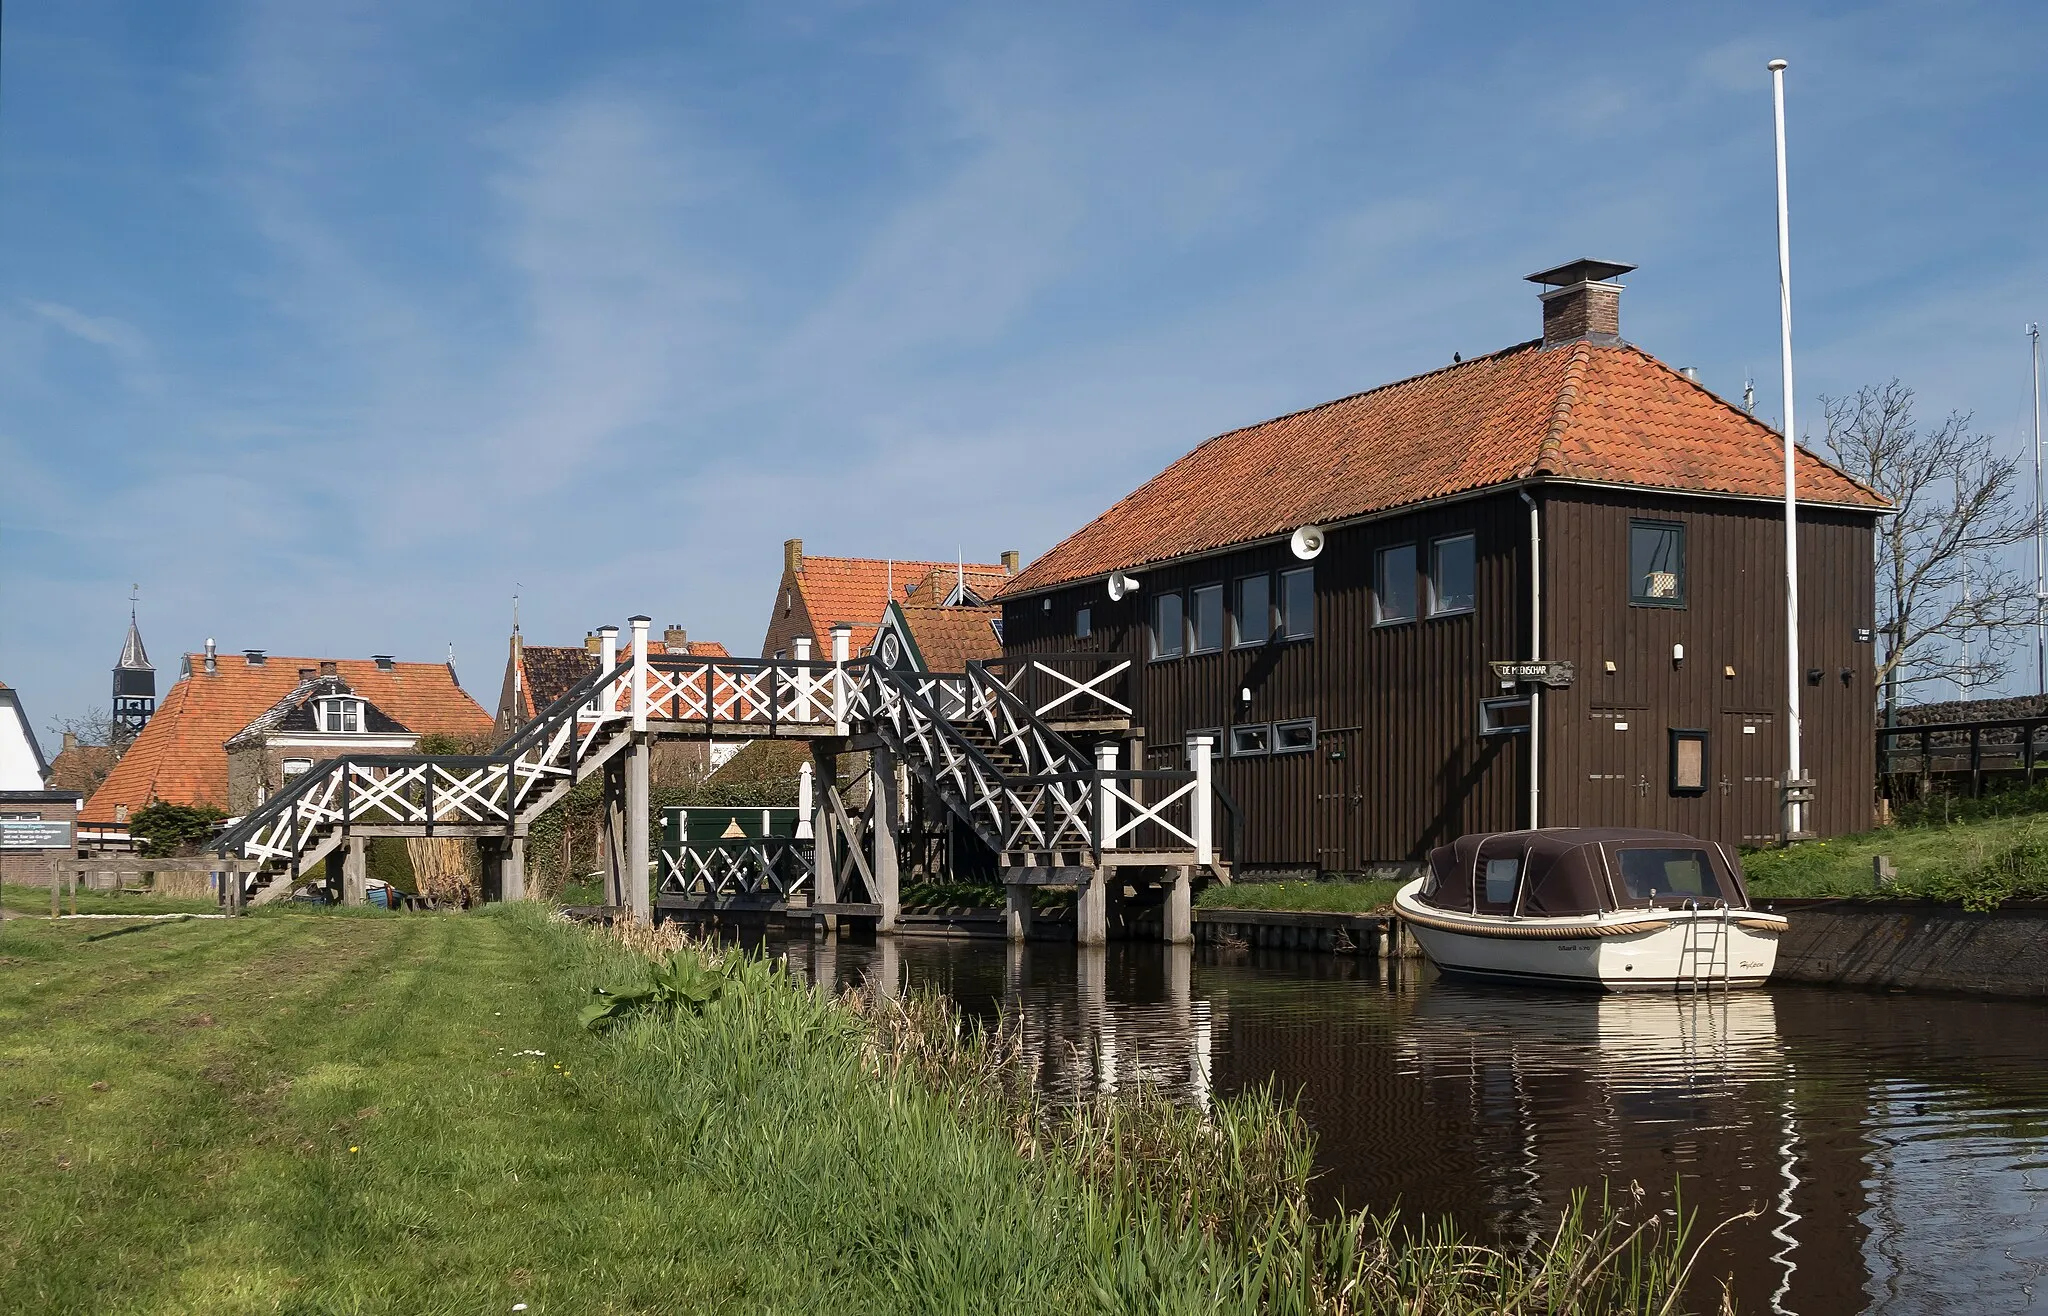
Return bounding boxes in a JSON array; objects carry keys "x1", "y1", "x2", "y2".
[
  {"x1": 1273, "y1": 719, "x2": 1316, "y2": 753},
  {"x1": 1630, "y1": 520, "x2": 1686, "y2": 606},
  {"x1": 1669, "y1": 729, "x2": 1708, "y2": 795},
  {"x1": 1234, "y1": 574, "x2": 1271, "y2": 647},
  {"x1": 282, "y1": 758, "x2": 313, "y2": 776},
  {"x1": 1151, "y1": 592, "x2": 1185, "y2": 660},
  {"x1": 1230, "y1": 724, "x2": 1271, "y2": 757},
  {"x1": 1428, "y1": 534, "x2": 1476, "y2": 616},
  {"x1": 318, "y1": 698, "x2": 363, "y2": 733},
  {"x1": 1279, "y1": 566, "x2": 1315, "y2": 639},
  {"x1": 1190, "y1": 584, "x2": 1224, "y2": 653},
  {"x1": 1479, "y1": 696, "x2": 1532, "y2": 736},
  {"x1": 1375, "y1": 545, "x2": 1417, "y2": 624},
  {"x1": 1075, "y1": 606, "x2": 1092, "y2": 639}
]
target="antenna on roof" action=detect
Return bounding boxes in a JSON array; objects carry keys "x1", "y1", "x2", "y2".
[
  {"x1": 1743, "y1": 377, "x2": 1756, "y2": 414},
  {"x1": 513, "y1": 583, "x2": 522, "y2": 634}
]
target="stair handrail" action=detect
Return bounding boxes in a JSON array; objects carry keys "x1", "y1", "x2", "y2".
[
  {"x1": 216, "y1": 659, "x2": 624, "y2": 860},
  {"x1": 960, "y1": 660, "x2": 1096, "y2": 779},
  {"x1": 863, "y1": 663, "x2": 1093, "y2": 854}
]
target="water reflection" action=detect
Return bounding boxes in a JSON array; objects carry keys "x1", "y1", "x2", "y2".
[{"x1": 787, "y1": 937, "x2": 2048, "y2": 1314}]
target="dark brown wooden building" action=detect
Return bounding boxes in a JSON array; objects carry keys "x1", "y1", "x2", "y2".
[{"x1": 996, "y1": 261, "x2": 1887, "y2": 871}]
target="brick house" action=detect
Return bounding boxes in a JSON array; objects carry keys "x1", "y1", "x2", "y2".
[
  {"x1": 492, "y1": 625, "x2": 736, "y2": 783},
  {"x1": 84, "y1": 645, "x2": 492, "y2": 824},
  {"x1": 761, "y1": 539, "x2": 1018, "y2": 660}
]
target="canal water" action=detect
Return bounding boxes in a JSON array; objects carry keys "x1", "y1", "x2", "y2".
[{"x1": 794, "y1": 937, "x2": 2048, "y2": 1315}]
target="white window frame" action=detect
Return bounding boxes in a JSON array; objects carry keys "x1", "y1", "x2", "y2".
[
  {"x1": 1233, "y1": 573, "x2": 1272, "y2": 648},
  {"x1": 1151, "y1": 591, "x2": 1186, "y2": 661},
  {"x1": 1374, "y1": 545, "x2": 1417, "y2": 625},
  {"x1": 1427, "y1": 533, "x2": 1476, "y2": 617},
  {"x1": 1278, "y1": 566, "x2": 1315, "y2": 640},
  {"x1": 318, "y1": 697, "x2": 365, "y2": 733}
]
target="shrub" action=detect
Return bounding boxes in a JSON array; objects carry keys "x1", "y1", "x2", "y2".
[{"x1": 127, "y1": 801, "x2": 228, "y2": 857}]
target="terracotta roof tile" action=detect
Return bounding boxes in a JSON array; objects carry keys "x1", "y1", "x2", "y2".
[
  {"x1": 793, "y1": 557, "x2": 1010, "y2": 653},
  {"x1": 83, "y1": 655, "x2": 492, "y2": 823},
  {"x1": 899, "y1": 605, "x2": 1004, "y2": 672},
  {"x1": 1001, "y1": 340, "x2": 1885, "y2": 596}
]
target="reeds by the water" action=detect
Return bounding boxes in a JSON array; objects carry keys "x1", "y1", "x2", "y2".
[{"x1": 592, "y1": 919, "x2": 1742, "y2": 1313}]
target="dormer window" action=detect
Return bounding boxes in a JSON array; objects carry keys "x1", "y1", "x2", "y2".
[{"x1": 318, "y1": 697, "x2": 365, "y2": 733}]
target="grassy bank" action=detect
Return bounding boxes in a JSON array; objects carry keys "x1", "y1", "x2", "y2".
[
  {"x1": 1, "y1": 906, "x2": 1719, "y2": 1312},
  {"x1": 1196, "y1": 877, "x2": 1401, "y2": 915},
  {"x1": 2, "y1": 882, "x2": 222, "y2": 918},
  {"x1": 1743, "y1": 808, "x2": 2048, "y2": 909}
]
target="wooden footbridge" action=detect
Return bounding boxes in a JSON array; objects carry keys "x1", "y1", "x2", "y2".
[{"x1": 213, "y1": 619, "x2": 1230, "y2": 943}]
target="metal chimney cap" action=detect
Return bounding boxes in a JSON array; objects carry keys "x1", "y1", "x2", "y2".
[{"x1": 1525, "y1": 258, "x2": 1635, "y2": 289}]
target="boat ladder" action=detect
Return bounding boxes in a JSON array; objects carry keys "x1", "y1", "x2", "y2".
[{"x1": 1678, "y1": 902, "x2": 1733, "y2": 990}]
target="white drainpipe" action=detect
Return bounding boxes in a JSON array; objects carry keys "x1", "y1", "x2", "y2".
[{"x1": 1520, "y1": 487, "x2": 1542, "y2": 830}]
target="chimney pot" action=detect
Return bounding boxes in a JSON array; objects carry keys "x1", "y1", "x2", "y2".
[
  {"x1": 1526, "y1": 259, "x2": 1634, "y2": 348},
  {"x1": 244, "y1": 649, "x2": 266, "y2": 666},
  {"x1": 204, "y1": 638, "x2": 218, "y2": 674},
  {"x1": 373, "y1": 654, "x2": 394, "y2": 671},
  {"x1": 1001, "y1": 550, "x2": 1020, "y2": 575},
  {"x1": 784, "y1": 538, "x2": 804, "y2": 576}
]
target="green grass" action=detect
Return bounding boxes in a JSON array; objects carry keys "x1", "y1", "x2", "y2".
[
  {"x1": 1196, "y1": 877, "x2": 1402, "y2": 915},
  {"x1": 1745, "y1": 807, "x2": 2048, "y2": 909},
  {"x1": 2, "y1": 882, "x2": 223, "y2": 918},
  {"x1": 0, "y1": 906, "x2": 1713, "y2": 1313}
]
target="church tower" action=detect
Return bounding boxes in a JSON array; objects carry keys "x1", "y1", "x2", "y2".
[{"x1": 113, "y1": 593, "x2": 155, "y2": 737}]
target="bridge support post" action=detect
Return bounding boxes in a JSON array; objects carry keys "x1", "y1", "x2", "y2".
[
  {"x1": 626, "y1": 739, "x2": 651, "y2": 926},
  {"x1": 505, "y1": 832, "x2": 526, "y2": 902},
  {"x1": 603, "y1": 759, "x2": 626, "y2": 909},
  {"x1": 872, "y1": 743, "x2": 901, "y2": 933},
  {"x1": 1076, "y1": 872, "x2": 1108, "y2": 946},
  {"x1": 1164, "y1": 864, "x2": 1193, "y2": 944},
  {"x1": 811, "y1": 742, "x2": 839, "y2": 937},
  {"x1": 342, "y1": 835, "x2": 367, "y2": 907},
  {"x1": 1003, "y1": 883, "x2": 1033, "y2": 941}
]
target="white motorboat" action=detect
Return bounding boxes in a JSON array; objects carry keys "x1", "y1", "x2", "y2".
[{"x1": 1393, "y1": 828, "x2": 1786, "y2": 990}]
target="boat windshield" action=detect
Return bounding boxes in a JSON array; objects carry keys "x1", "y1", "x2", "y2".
[{"x1": 1612, "y1": 847, "x2": 1727, "y2": 906}]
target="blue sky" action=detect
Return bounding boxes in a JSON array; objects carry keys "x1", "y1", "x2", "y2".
[{"x1": 2, "y1": 1, "x2": 2045, "y2": 733}]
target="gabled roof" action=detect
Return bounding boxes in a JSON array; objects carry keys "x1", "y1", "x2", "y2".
[
  {"x1": 999, "y1": 339, "x2": 1887, "y2": 597},
  {"x1": 789, "y1": 556, "x2": 1011, "y2": 653},
  {"x1": 84, "y1": 653, "x2": 491, "y2": 823},
  {"x1": 224, "y1": 675, "x2": 412, "y2": 749},
  {"x1": 895, "y1": 603, "x2": 1003, "y2": 673}
]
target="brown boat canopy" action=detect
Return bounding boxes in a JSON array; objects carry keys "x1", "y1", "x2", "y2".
[{"x1": 1417, "y1": 828, "x2": 1751, "y2": 917}]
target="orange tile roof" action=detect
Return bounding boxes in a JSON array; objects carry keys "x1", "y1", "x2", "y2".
[
  {"x1": 83, "y1": 654, "x2": 492, "y2": 823},
  {"x1": 898, "y1": 605, "x2": 1004, "y2": 672},
  {"x1": 1001, "y1": 339, "x2": 1886, "y2": 596},
  {"x1": 794, "y1": 557, "x2": 1010, "y2": 653}
]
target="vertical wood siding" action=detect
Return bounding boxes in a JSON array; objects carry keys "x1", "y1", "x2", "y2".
[
  {"x1": 1541, "y1": 490, "x2": 1876, "y2": 844},
  {"x1": 1002, "y1": 488, "x2": 1876, "y2": 869}
]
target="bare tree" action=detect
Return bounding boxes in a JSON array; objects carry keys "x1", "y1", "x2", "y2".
[
  {"x1": 41, "y1": 705, "x2": 133, "y2": 794},
  {"x1": 1821, "y1": 380, "x2": 2038, "y2": 711}
]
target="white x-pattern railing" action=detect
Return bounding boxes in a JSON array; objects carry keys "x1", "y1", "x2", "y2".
[
  {"x1": 658, "y1": 839, "x2": 815, "y2": 903},
  {"x1": 218, "y1": 619, "x2": 1218, "y2": 877}
]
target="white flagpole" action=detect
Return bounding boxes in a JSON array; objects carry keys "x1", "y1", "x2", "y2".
[{"x1": 1771, "y1": 58, "x2": 1805, "y2": 840}]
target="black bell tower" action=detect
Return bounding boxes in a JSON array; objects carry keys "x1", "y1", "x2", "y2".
[{"x1": 114, "y1": 588, "x2": 155, "y2": 738}]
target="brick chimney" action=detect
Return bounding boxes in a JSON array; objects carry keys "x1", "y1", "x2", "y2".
[
  {"x1": 319, "y1": 660, "x2": 338, "y2": 677},
  {"x1": 1526, "y1": 259, "x2": 1634, "y2": 348},
  {"x1": 584, "y1": 630, "x2": 600, "y2": 654},
  {"x1": 664, "y1": 625, "x2": 688, "y2": 650},
  {"x1": 784, "y1": 538, "x2": 804, "y2": 576},
  {"x1": 1001, "y1": 550, "x2": 1020, "y2": 575},
  {"x1": 298, "y1": 667, "x2": 317, "y2": 683}
]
